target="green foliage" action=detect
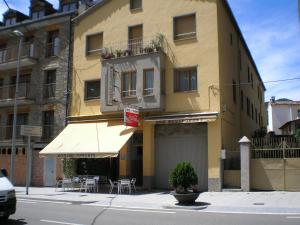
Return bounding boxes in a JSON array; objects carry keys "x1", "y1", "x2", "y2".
[
  {"x1": 62, "y1": 159, "x2": 76, "y2": 178},
  {"x1": 151, "y1": 33, "x2": 164, "y2": 51},
  {"x1": 169, "y1": 162, "x2": 198, "y2": 193},
  {"x1": 253, "y1": 127, "x2": 267, "y2": 138}
]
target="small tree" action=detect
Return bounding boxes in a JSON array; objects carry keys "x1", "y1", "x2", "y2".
[{"x1": 169, "y1": 162, "x2": 198, "y2": 193}]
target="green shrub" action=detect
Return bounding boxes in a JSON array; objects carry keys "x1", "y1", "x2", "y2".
[{"x1": 169, "y1": 162, "x2": 198, "y2": 193}]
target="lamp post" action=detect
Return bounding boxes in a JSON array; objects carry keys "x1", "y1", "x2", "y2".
[{"x1": 10, "y1": 30, "x2": 24, "y2": 183}]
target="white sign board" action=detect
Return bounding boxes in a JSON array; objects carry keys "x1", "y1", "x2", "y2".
[{"x1": 21, "y1": 125, "x2": 42, "y2": 137}]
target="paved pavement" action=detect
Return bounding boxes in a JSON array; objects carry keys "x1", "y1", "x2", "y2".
[
  {"x1": 8, "y1": 199, "x2": 300, "y2": 225},
  {"x1": 15, "y1": 186, "x2": 300, "y2": 215}
]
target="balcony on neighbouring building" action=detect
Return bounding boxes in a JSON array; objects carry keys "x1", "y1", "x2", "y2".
[
  {"x1": 41, "y1": 125, "x2": 55, "y2": 142},
  {"x1": 43, "y1": 83, "x2": 56, "y2": 99},
  {"x1": 0, "y1": 42, "x2": 37, "y2": 71},
  {"x1": 0, "y1": 83, "x2": 34, "y2": 107},
  {"x1": 100, "y1": 35, "x2": 166, "y2": 113},
  {"x1": 0, "y1": 125, "x2": 24, "y2": 141}
]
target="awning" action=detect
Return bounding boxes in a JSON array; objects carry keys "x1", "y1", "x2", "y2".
[
  {"x1": 39, "y1": 122, "x2": 135, "y2": 158},
  {"x1": 144, "y1": 112, "x2": 218, "y2": 124}
]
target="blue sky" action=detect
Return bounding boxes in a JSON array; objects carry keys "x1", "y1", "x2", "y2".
[{"x1": 1, "y1": 0, "x2": 299, "y2": 101}]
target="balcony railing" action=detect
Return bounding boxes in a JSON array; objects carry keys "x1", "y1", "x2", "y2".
[
  {"x1": 0, "y1": 83, "x2": 31, "y2": 101},
  {"x1": 100, "y1": 34, "x2": 164, "y2": 60},
  {"x1": 41, "y1": 125, "x2": 55, "y2": 142},
  {"x1": 43, "y1": 83, "x2": 56, "y2": 98},
  {"x1": 0, "y1": 43, "x2": 35, "y2": 64},
  {"x1": 0, "y1": 125, "x2": 24, "y2": 140},
  {"x1": 46, "y1": 42, "x2": 60, "y2": 57}
]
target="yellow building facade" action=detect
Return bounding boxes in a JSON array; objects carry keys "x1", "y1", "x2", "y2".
[{"x1": 68, "y1": 0, "x2": 266, "y2": 191}]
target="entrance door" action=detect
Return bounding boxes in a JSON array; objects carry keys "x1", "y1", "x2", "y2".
[
  {"x1": 155, "y1": 123, "x2": 208, "y2": 191},
  {"x1": 43, "y1": 156, "x2": 56, "y2": 186}
]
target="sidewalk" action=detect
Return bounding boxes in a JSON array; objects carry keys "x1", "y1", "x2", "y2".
[{"x1": 15, "y1": 187, "x2": 300, "y2": 214}]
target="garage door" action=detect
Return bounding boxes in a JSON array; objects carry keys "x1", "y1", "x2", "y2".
[{"x1": 154, "y1": 123, "x2": 208, "y2": 191}]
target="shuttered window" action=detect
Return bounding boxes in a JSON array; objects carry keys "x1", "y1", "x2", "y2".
[
  {"x1": 86, "y1": 33, "x2": 103, "y2": 56},
  {"x1": 174, "y1": 14, "x2": 196, "y2": 40}
]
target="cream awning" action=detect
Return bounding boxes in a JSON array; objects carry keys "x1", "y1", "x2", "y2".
[{"x1": 39, "y1": 122, "x2": 135, "y2": 158}]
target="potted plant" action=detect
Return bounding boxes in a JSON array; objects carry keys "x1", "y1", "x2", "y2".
[
  {"x1": 151, "y1": 33, "x2": 164, "y2": 52},
  {"x1": 169, "y1": 162, "x2": 200, "y2": 204},
  {"x1": 115, "y1": 49, "x2": 123, "y2": 58},
  {"x1": 123, "y1": 49, "x2": 132, "y2": 57},
  {"x1": 144, "y1": 45, "x2": 154, "y2": 53}
]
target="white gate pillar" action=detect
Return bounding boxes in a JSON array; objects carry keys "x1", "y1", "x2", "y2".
[{"x1": 239, "y1": 136, "x2": 251, "y2": 192}]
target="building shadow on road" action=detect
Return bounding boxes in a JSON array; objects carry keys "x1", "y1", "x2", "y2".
[{"x1": 3, "y1": 218, "x2": 27, "y2": 225}]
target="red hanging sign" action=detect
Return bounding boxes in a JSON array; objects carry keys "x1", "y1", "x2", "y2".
[{"x1": 124, "y1": 107, "x2": 139, "y2": 127}]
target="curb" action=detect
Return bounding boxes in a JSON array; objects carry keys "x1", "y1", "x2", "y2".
[
  {"x1": 17, "y1": 196, "x2": 97, "y2": 205},
  {"x1": 163, "y1": 205, "x2": 208, "y2": 210}
]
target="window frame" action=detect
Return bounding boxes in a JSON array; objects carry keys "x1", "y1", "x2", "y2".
[
  {"x1": 232, "y1": 79, "x2": 237, "y2": 104},
  {"x1": 121, "y1": 71, "x2": 137, "y2": 98},
  {"x1": 84, "y1": 79, "x2": 101, "y2": 101},
  {"x1": 86, "y1": 32, "x2": 104, "y2": 56},
  {"x1": 130, "y1": 0, "x2": 142, "y2": 11},
  {"x1": 143, "y1": 68, "x2": 154, "y2": 96},
  {"x1": 240, "y1": 90, "x2": 244, "y2": 110},
  {"x1": 174, "y1": 66, "x2": 198, "y2": 93},
  {"x1": 173, "y1": 13, "x2": 197, "y2": 41}
]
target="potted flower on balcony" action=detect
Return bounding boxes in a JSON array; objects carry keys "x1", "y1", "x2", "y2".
[
  {"x1": 151, "y1": 33, "x2": 164, "y2": 52},
  {"x1": 143, "y1": 45, "x2": 154, "y2": 53},
  {"x1": 123, "y1": 49, "x2": 133, "y2": 57},
  {"x1": 169, "y1": 162, "x2": 200, "y2": 204},
  {"x1": 115, "y1": 49, "x2": 123, "y2": 58}
]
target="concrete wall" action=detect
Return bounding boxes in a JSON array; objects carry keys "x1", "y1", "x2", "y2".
[
  {"x1": 268, "y1": 103, "x2": 300, "y2": 134},
  {"x1": 251, "y1": 159, "x2": 300, "y2": 191}
]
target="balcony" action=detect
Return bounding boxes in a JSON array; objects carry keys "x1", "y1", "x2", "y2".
[
  {"x1": 43, "y1": 83, "x2": 56, "y2": 99},
  {"x1": 46, "y1": 42, "x2": 60, "y2": 57},
  {"x1": 0, "y1": 125, "x2": 24, "y2": 141},
  {"x1": 100, "y1": 35, "x2": 165, "y2": 113},
  {"x1": 0, "y1": 43, "x2": 37, "y2": 71},
  {"x1": 0, "y1": 83, "x2": 34, "y2": 107},
  {"x1": 41, "y1": 125, "x2": 55, "y2": 142}
]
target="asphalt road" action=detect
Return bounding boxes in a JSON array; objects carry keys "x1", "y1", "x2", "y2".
[{"x1": 3, "y1": 198, "x2": 300, "y2": 225}]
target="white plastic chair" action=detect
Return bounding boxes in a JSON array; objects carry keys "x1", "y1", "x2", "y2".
[
  {"x1": 109, "y1": 179, "x2": 119, "y2": 194},
  {"x1": 119, "y1": 179, "x2": 131, "y2": 194},
  {"x1": 131, "y1": 178, "x2": 137, "y2": 192},
  {"x1": 62, "y1": 178, "x2": 73, "y2": 191},
  {"x1": 84, "y1": 179, "x2": 96, "y2": 192}
]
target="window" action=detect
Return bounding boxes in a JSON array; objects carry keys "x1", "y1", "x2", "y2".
[
  {"x1": 42, "y1": 111, "x2": 54, "y2": 141},
  {"x1": 230, "y1": 33, "x2": 233, "y2": 46},
  {"x1": 32, "y1": 10, "x2": 44, "y2": 19},
  {"x1": 86, "y1": 33, "x2": 103, "y2": 56},
  {"x1": 6, "y1": 113, "x2": 28, "y2": 139},
  {"x1": 246, "y1": 97, "x2": 250, "y2": 116},
  {"x1": 255, "y1": 108, "x2": 258, "y2": 124},
  {"x1": 62, "y1": 2, "x2": 77, "y2": 12},
  {"x1": 44, "y1": 70, "x2": 56, "y2": 98},
  {"x1": 85, "y1": 80, "x2": 101, "y2": 100},
  {"x1": 259, "y1": 112, "x2": 261, "y2": 126},
  {"x1": 10, "y1": 75, "x2": 30, "y2": 99},
  {"x1": 122, "y1": 71, "x2": 137, "y2": 97},
  {"x1": 130, "y1": 0, "x2": 142, "y2": 10},
  {"x1": 174, "y1": 67, "x2": 197, "y2": 92},
  {"x1": 128, "y1": 25, "x2": 143, "y2": 54},
  {"x1": 0, "y1": 44, "x2": 7, "y2": 63},
  {"x1": 251, "y1": 73, "x2": 254, "y2": 88},
  {"x1": 46, "y1": 30, "x2": 59, "y2": 57},
  {"x1": 257, "y1": 86, "x2": 260, "y2": 98},
  {"x1": 174, "y1": 14, "x2": 196, "y2": 41},
  {"x1": 297, "y1": 109, "x2": 300, "y2": 118},
  {"x1": 240, "y1": 90, "x2": 244, "y2": 110},
  {"x1": 247, "y1": 66, "x2": 250, "y2": 83},
  {"x1": 238, "y1": 50, "x2": 242, "y2": 71},
  {"x1": 232, "y1": 79, "x2": 237, "y2": 103},
  {"x1": 5, "y1": 17, "x2": 16, "y2": 26},
  {"x1": 144, "y1": 69, "x2": 154, "y2": 95},
  {"x1": 251, "y1": 103, "x2": 254, "y2": 120}
]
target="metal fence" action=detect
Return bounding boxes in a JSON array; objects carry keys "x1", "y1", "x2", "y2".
[{"x1": 252, "y1": 136, "x2": 300, "y2": 159}]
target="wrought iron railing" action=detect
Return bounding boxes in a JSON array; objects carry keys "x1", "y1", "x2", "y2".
[
  {"x1": 100, "y1": 35, "x2": 164, "y2": 60},
  {"x1": 43, "y1": 83, "x2": 56, "y2": 98},
  {"x1": 0, "y1": 43, "x2": 35, "y2": 64},
  {"x1": 0, "y1": 83, "x2": 31, "y2": 101}
]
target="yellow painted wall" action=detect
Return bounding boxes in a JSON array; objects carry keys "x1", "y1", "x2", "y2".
[
  {"x1": 71, "y1": 0, "x2": 220, "y2": 117},
  {"x1": 143, "y1": 122, "x2": 155, "y2": 177},
  {"x1": 217, "y1": 1, "x2": 267, "y2": 152}
]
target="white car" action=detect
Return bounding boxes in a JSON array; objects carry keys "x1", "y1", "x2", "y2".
[{"x1": 0, "y1": 169, "x2": 16, "y2": 220}]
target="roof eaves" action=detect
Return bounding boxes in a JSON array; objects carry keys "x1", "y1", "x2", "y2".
[{"x1": 72, "y1": 0, "x2": 110, "y2": 23}]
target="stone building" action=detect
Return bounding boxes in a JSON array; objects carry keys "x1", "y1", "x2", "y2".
[{"x1": 0, "y1": 0, "x2": 80, "y2": 186}]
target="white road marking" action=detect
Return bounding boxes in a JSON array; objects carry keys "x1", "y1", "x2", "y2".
[
  {"x1": 200, "y1": 210, "x2": 300, "y2": 215},
  {"x1": 40, "y1": 219, "x2": 86, "y2": 225},
  {"x1": 18, "y1": 200, "x2": 37, "y2": 204},
  {"x1": 18, "y1": 199, "x2": 71, "y2": 205},
  {"x1": 286, "y1": 216, "x2": 300, "y2": 219},
  {"x1": 107, "y1": 208, "x2": 176, "y2": 214}
]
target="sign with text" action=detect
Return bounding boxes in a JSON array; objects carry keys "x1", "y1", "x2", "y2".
[
  {"x1": 21, "y1": 125, "x2": 42, "y2": 137},
  {"x1": 124, "y1": 107, "x2": 139, "y2": 127}
]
